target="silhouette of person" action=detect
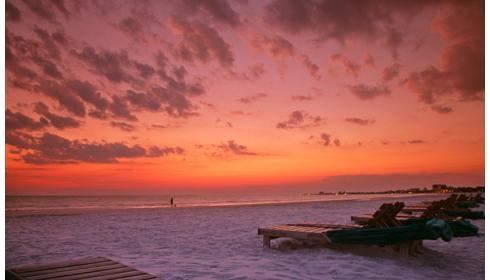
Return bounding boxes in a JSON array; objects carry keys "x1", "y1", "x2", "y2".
[{"x1": 170, "y1": 197, "x2": 174, "y2": 207}]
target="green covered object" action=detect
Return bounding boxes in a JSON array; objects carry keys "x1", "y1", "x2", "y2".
[
  {"x1": 400, "y1": 218, "x2": 479, "y2": 237},
  {"x1": 443, "y1": 209, "x2": 484, "y2": 219},
  {"x1": 326, "y1": 218, "x2": 452, "y2": 245},
  {"x1": 456, "y1": 201, "x2": 480, "y2": 208}
]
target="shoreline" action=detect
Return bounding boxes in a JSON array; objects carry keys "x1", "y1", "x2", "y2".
[{"x1": 5, "y1": 193, "x2": 446, "y2": 218}]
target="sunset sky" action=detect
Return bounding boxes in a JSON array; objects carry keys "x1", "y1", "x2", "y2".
[{"x1": 5, "y1": 0, "x2": 484, "y2": 195}]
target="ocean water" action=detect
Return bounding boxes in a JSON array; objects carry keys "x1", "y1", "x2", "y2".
[{"x1": 5, "y1": 193, "x2": 430, "y2": 215}]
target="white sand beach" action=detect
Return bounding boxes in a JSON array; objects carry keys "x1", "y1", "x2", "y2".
[{"x1": 5, "y1": 194, "x2": 484, "y2": 280}]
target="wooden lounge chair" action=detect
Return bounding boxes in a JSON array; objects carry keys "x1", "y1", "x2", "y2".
[
  {"x1": 258, "y1": 202, "x2": 452, "y2": 250},
  {"x1": 5, "y1": 257, "x2": 158, "y2": 280},
  {"x1": 351, "y1": 200, "x2": 479, "y2": 237},
  {"x1": 401, "y1": 195, "x2": 484, "y2": 219}
]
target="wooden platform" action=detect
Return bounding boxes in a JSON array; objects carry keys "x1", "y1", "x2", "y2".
[
  {"x1": 6, "y1": 257, "x2": 159, "y2": 280},
  {"x1": 258, "y1": 223, "x2": 360, "y2": 248}
]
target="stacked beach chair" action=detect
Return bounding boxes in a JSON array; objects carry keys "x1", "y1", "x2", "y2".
[{"x1": 258, "y1": 193, "x2": 483, "y2": 254}]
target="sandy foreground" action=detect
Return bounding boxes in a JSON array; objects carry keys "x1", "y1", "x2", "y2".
[{"x1": 5, "y1": 194, "x2": 484, "y2": 280}]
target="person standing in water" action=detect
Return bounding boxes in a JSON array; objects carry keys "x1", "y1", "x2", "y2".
[{"x1": 170, "y1": 197, "x2": 174, "y2": 207}]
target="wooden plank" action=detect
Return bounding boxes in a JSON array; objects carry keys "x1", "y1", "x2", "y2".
[
  {"x1": 6, "y1": 270, "x2": 24, "y2": 280},
  {"x1": 24, "y1": 264, "x2": 128, "y2": 280},
  {"x1": 258, "y1": 227, "x2": 327, "y2": 241},
  {"x1": 79, "y1": 270, "x2": 145, "y2": 280},
  {"x1": 269, "y1": 225, "x2": 325, "y2": 233},
  {"x1": 7, "y1": 258, "x2": 158, "y2": 280},
  {"x1": 281, "y1": 225, "x2": 328, "y2": 234},
  {"x1": 289, "y1": 223, "x2": 361, "y2": 229},
  {"x1": 116, "y1": 275, "x2": 158, "y2": 280},
  {"x1": 20, "y1": 260, "x2": 117, "y2": 277},
  {"x1": 12, "y1": 258, "x2": 110, "y2": 274},
  {"x1": 44, "y1": 267, "x2": 137, "y2": 280}
]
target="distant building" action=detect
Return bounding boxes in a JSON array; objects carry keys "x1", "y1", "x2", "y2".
[{"x1": 432, "y1": 184, "x2": 448, "y2": 193}]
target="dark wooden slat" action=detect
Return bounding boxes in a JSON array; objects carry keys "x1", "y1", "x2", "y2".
[
  {"x1": 80, "y1": 270, "x2": 145, "y2": 280},
  {"x1": 6, "y1": 258, "x2": 158, "y2": 280},
  {"x1": 39, "y1": 267, "x2": 136, "y2": 280},
  {"x1": 116, "y1": 275, "x2": 159, "y2": 280},
  {"x1": 259, "y1": 227, "x2": 327, "y2": 241},
  {"x1": 269, "y1": 225, "x2": 327, "y2": 234},
  {"x1": 24, "y1": 264, "x2": 126, "y2": 280},
  {"x1": 6, "y1": 270, "x2": 23, "y2": 280},
  {"x1": 12, "y1": 258, "x2": 110, "y2": 274},
  {"x1": 20, "y1": 261, "x2": 116, "y2": 277}
]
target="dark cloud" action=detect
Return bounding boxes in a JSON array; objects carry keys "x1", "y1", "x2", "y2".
[
  {"x1": 35, "y1": 80, "x2": 86, "y2": 117},
  {"x1": 6, "y1": 109, "x2": 48, "y2": 131},
  {"x1": 21, "y1": 0, "x2": 57, "y2": 22},
  {"x1": 226, "y1": 64, "x2": 265, "y2": 81},
  {"x1": 431, "y1": 105, "x2": 453, "y2": 114},
  {"x1": 291, "y1": 95, "x2": 314, "y2": 102},
  {"x1": 125, "y1": 90, "x2": 161, "y2": 112},
  {"x1": 386, "y1": 28, "x2": 403, "y2": 59},
  {"x1": 152, "y1": 86, "x2": 198, "y2": 118},
  {"x1": 6, "y1": 31, "x2": 63, "y2": 84},
  {"x1": 276, "y1": 110, "x2": 323, "y2": 129},
  {"x1": 32, "y1": 26, "x2": 63, "y2": 61},
  {"x1": 264, "y1": 0, "x2": 430, "y2": 49},
  {"x1": 151, "y1": 124, "x2": 168, "y2": 129},
  {"x1": 405, "y1": 0, "x2": 483, "y2": 106},
  {"x1": 168, "y1": 17, "x2": 234, "y2": 68},
  {"x1": 6, "y1": 130, "x2": 38, "y2": 150},
  {"x1": 65, "y1": 79, "x2": 110, "y2": 111},
  {"x1": 180, "y1": 0, "x2": 241, "y2": 27},
  {"x1": 345, "y1": 117, "x2": 375, "y2": 126},
  {"x1": 147, "y1": 146, "x2": 185, "y2": 157},
  {"x1": 133, "y1": 62, "x2": 155, "y2": 79},
  {"x1": 7, "y1": 132, "x2": 184, "y2": 164},
  {"x1": 363, "y1": 53, "x2": 375, "y2": 67},
  {"x1": 215, "y1": 118, "x2": 233, "y2": 128},
  {"x1": 404, "y1": 66, "x2": 450, "y2": 104},
  {"x1": 31, "y1": 55, "x2": 63, "y2": 79},
  {"x1": 347, "y1": 84, "x2": 390, "y2": 100},
  {"x1": 6, "y1": 1, "x2": 22, "y2": 22},
  {"x1": 119, "y1": 16, "x2": 144, "y2": 42},
  {"x1": 218, "y1": 140, "x2": 258, "y2": 155},
  {"x1": 34, "y1": 102, "x2": 82, "y2": 130},
  {"x1": 230, "y1": 110, "x2": 252, "y2": 116},
  {"x1": 73, "y1": 46, "x2": 132, "y2": 83},
  {"x1": 5, "y1": 41, "x2": 38, "y2": 85},
  {"x1": 250, "y1": 34, "x2": 295, "y2": 58},
  {"x1": 110, "y1": 121, "x2": 136, "y2": 132},
  {"x1": 320, "y1": 133, "x2": 331, "y2": 146},
  {"x1": 319, "y1": 133, "x2": 340, "y2": 147},
  {"x1": 330, "y1": 53, "x2": 361, "y2": 78},
  {"x1": 407, "y1": 139, "x2": 426, "y2": 144},
  {"x1": 110, "y1": 95, "x2": 137, "y2": 121},
  {"x1": 382, "y1": 63, "x2": 401, "y2": 82},
  {"x1": 49, "y1": 0, "x2": 70, "y2": 19},
  {"x1": 301, "y1": 55, "x2": 321, "y2": 79},
  {"x1": 238, "y1": 92, "x2": 267, "y2": 104},
  {"x1": 264, "y1": 0, "x2": 313, "y2": 34}
]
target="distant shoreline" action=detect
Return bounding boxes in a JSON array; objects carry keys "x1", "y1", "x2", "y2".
[{"x1": 5, "y1": 193, "x2": 447, "y2": 218}]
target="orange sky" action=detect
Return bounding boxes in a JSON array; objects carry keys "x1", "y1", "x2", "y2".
[{"x1": 5, "y1": 0, "x2": 484, "y2": 195}]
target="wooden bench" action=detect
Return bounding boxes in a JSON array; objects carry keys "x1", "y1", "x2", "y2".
[{"x1": 6, "y1": 257, "x2": 158, "y2": 280}]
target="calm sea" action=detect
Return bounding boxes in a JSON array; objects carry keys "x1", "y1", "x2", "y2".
[{"x1": 5, "y1": 193, "x2": 430, "y2": 215}]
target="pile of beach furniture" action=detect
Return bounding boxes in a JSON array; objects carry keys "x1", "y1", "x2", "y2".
[{"x1": 258, "y1": 193, "x2": 483, "y2": 254}]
